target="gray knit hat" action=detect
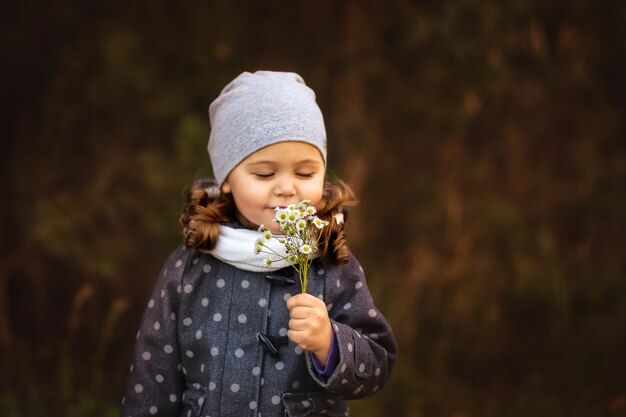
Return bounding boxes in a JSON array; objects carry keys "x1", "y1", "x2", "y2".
[{"x1": 208, "y1": 71, "x2": 327, "y2": 185}]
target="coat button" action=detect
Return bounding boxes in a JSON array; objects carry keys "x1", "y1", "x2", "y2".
[
  {"x1": 257, "y1": 332, "x2": 279, "y2": 358},
  {"x1": 265, "y1": 274, "x2": 295, "y2": 286}
]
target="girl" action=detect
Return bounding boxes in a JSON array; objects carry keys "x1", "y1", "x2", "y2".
[{"x1": 121, "y1": 71, "x2": 397, "y2": 417}]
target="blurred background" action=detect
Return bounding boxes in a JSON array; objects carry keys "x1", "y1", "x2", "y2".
[{"x1": 1, "y1": 1, "x2": 625, "y2": 416}]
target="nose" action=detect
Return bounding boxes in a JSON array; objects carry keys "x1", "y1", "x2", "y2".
[{"x1": 274, "y1": 176, "x2": 296, "y2": 197}]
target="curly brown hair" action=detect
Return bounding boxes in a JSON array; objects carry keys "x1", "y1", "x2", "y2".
[{"x1": 179, "y1": 178, "x2": 358, "y2": 264}]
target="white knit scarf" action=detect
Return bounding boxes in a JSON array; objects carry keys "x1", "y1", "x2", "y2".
[{"x1": 203, "y1": 225, "x2": 317, "y2": 272}]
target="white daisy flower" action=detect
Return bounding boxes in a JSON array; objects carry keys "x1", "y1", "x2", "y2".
[
  {"x1": 296, "y1": 220, "x2": 307, "y2": 231},
  {"x1": 275, "y1": 209, "x2": 288, "y2": 223},
  {"x1": 312, "y1": 217, "x2": 326, "y2": 229},
  {"x1": 299, "y1": 244, "x2": 313, "y2": 255}
]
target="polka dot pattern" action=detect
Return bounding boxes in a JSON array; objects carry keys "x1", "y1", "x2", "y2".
[{"x1": 121, "y1": 248, "x2": 393, "y2": 417}]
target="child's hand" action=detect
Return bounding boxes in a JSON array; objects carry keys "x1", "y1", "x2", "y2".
[{"x1": 286, "y1": 293, "x2": 333, "y2": 366}]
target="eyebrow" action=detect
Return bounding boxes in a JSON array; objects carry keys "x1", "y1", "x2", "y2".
[{"x1": 245, "y1": 159, "x2": 322, "y2": 167}]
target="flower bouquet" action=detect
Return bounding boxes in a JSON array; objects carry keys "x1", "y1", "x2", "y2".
[{"x1": 255, "y1": 200, "x2": 329, "y2": 293}]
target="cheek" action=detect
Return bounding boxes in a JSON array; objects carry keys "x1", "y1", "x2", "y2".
[
  {"x1": 233, "y1": 188, "x2": 269, "y2": 222},
  {"x1": 307, "y1": 179, "x2": 325, "y2": 204}
]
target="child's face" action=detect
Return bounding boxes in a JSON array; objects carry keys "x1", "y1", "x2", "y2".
[{"x1": 222, "y1": 141, "x2": 325, "y2": 234}]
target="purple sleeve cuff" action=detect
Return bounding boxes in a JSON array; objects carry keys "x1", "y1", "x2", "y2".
[{"x1": 311, "y1": 328, "x2": 339, "y2": 379}]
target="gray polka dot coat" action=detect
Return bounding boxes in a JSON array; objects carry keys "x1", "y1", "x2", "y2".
[{"x1": 121, "y1": 245, "x2": 397, "y2": 417}]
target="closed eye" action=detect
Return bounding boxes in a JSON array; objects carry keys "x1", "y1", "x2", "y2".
[
  {"x1": 254, "y1": 173, "x2": 274, "y2": 179},
  {"x1": 296, "y1": 172, "x2": 315, "y2": 178}
]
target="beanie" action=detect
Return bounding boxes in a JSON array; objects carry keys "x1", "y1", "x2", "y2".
[{"x1": 208, "y1": 71, "x2": 327, "y2": 186}]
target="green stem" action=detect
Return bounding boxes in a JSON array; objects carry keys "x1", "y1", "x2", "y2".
[{"x1": 301, "y1": 262, "x2": 308, "y2": 293}]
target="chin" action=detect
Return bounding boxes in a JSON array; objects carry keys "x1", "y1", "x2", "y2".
[{"x1": 266, "y1": 224, "x2": 282, "y2": 234}]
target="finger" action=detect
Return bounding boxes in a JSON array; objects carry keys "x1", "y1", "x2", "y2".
[
  {"x1": 289, "y1": 305, "x2": 316, "y2": 319},
  {"x1": 289, "y1": 317, "x2": 328, "y2": 335},
  {"x1": 288, "y1": 318, "x2": 309, "y2": 331},
  {"x1": 287, "y1": 329, "x2": 320, "y2": 353},
  {"x1": 287, "y1": 329, "x2": 311, "y2": 348},
  {"x1": 287, "y1": 293, "x2": 320, "y2": 309},
  {"x1": 286, "y1": 328, "x2": 303, "y2": 342}
]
